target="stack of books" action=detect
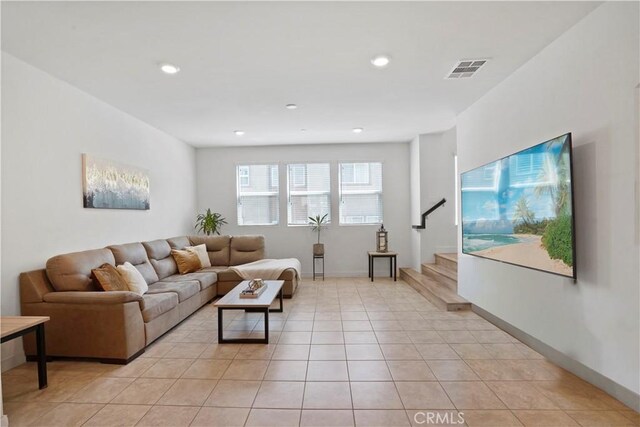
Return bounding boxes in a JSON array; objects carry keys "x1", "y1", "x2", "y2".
[{"x1": 239, "y1": 282, "x2": 267, "y2": 298}]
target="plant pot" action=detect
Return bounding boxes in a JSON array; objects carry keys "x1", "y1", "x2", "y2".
[{"x1": 313, "y1": 243, "x2": 325, "y2": 256}]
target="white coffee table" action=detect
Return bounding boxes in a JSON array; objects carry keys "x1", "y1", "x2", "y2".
[{"x1": 214, "y1": 280, "x2": 284, "y2": 344}]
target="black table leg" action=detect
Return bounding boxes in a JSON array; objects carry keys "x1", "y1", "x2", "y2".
[
  {"x1": 389, "y1": 256, "x2": 393, "y2": 278},
  {"x1": 36, "y1": 324, "x2": 47, "y2": 389},
  {"x1": 264, "y1": 308, "x2": 269, "y2": 343},
  {"x1": 370, "y1": 255, "x2": 374, "y2": 282},
  {"x1": 217, "y1": 307, "x2": 224, "y2": 343},
  {"x1": 394, "y1": 256, "x2": 397, "y2": 281}
]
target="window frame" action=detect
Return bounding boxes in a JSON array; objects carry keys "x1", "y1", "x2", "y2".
[
  {"x1": 338, "y1": 161, "x2": 383, "y2": 226},
  {"x1": 236, "y1": 164, "x2": 280, "y2": 226}
]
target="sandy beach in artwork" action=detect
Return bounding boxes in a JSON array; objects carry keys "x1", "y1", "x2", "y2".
[{"x1": 474, "y1": 235, "x2": 573, "y2": 276}]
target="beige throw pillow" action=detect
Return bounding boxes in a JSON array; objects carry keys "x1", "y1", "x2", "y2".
[
  {"x1": 186, "y1": 244, "x2": 211, "y2": 268},
  {"x1": 117, "y1": 262, "x2": 148, "y2": 295},
  {"x1": 171, "y1": 249, "x2": 202, "y2": 274}
]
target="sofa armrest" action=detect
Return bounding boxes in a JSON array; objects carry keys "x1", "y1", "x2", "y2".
[{"x1": 43, "y1": 291, "x2": 142, "y2": 305}]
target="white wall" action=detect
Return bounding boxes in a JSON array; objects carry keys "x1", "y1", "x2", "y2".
[
  {"x1": 196, "y1": 143, "x2": 411, "y2": 277},
  {"x1": 409, "y1": 136, "x2": 422, "y2": 270},
  {"x1": 0, "y1": 53, "x2": 197, "y2": 370},
  {"x1": 457, "y1": 1, "x2": 640, "y2": 404}
]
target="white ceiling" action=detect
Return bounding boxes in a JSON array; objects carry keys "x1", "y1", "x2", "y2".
[{"x1": 2, "y1": 1, "x2": 599, "y2": 147}]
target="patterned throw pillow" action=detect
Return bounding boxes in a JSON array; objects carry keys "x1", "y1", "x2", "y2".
[
  {"x1": 171, "y1": 249, "x2": 202, "y2": 274},
  {"x1": 92, "y1": 263, "x2": 129, "y2": 292}
]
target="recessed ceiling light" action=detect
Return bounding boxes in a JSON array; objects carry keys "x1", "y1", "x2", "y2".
[
  {"x1": 234, "y1": 130, "x2": 245, "y2": 136},
  {"x1": 371, "y1": 55, "x2": 390, "y2": 68},
  {"x1": 160, "y1": 63, "x2": 180, "y2": 74},
  {"x1": 352, "y1": 127, "x2": 364, "y2": 134},
  {"x1": 285, "y1": 104, "x2": 298, "y2": 110}
]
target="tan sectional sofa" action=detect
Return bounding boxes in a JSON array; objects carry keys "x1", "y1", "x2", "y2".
[{"x1": 19, "y1": 235, "x2": 298, "y2": 363}]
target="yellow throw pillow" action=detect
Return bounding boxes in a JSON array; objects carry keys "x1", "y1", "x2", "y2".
[
  {"x1": 171, "y1": 249, "x2": 202, "y2": 274},
  {"x1": 186, "y1": 244, "x2": 211, "y2": 268},
  {"x1": 92, "y1": 263, "x2": 129, "y2": 292}
]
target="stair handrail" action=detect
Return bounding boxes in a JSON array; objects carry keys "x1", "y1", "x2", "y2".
[{"x1": 412, "y1": 198, "x2": 446, "y2": 229}]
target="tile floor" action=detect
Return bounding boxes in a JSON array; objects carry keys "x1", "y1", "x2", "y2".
[{"x1": 2, "y1": 278, "x2": 638, "y2": 426}]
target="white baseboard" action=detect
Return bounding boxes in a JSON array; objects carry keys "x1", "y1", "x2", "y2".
[{"x1": 473, "y1": 304, "x2": 640, "y2": 412}]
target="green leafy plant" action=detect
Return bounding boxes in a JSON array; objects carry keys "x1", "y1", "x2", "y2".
[
  {"x1": 195, "y1": 209, "x2": 227, "y2": 236},
  {"x1": 308, "y1": 214, "x2": 329, "y2": 244},
  {"x1": 542, "y1": 214, "x2": 573, "y2": 266}
]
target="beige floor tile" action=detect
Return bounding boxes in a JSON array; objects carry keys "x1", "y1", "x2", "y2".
[
  {"x1": 279, "y1": 332, "x2": 313, "y2": 344},
  {"x1": 347, "y1": 361, "x2": 392, "y2": 381},
  {"x1": 312, "y1": 331, "x2": 345, "y2": 344},
  {"x1": 135, "y1": 405, "x2": 199, "y2": 426},
  {"x1": 83, "y1": 403, "x2": 151, "y2": 426},
  {"x1": 182, "y1": 359, "x2": 232, "y2": 379},
  {"x1": 284, "y1": 320, "x2": 314, "y2": 332},
  {"x1": 140, "y1": 358, "x2": 194, "y2": 379},
  {"x1": 470, "y1": 330, "x2": 514, "y2": 344},
  {"x1": 204, "y1": 380, "x2": 261, "y2": 407},
  {"x1": 375, "y1": 331, "x2": 413, "y2": 344},
  {"x1": 426, "y1": 360, "x2": 480, "y2": 381},
  {"x1": 462, "y1": 410, "x2": 524, "y2": 426},
  {"x1": 386, "y1": 360, "x2": 436, "y2": 381},
  {"x1": 450, "y1": 343, "x2": 493, "y2": 360},
  {"x1": 307, "y1": 361, "x2": 349, "y2": 381},
  {"x1": 351, "y1": 382, "x2": 403, "y2": 409},
  {"x1": 111, "y1": 378, "x2": 175, "y2": 405},
  {"x1": 191, "y1": 407, "x2": 250, "y2": 427},
  {"x1": 406, "y1": 331, "x2": 444, "y2": 344},
  {"x1": 343, "y1": 321, "x2": 373, "y2": 332},
  {"x1": 301, "y1": 410, "x2": 354, "y2": 426},
  {"x1": 253, "y1": 381, "x2": 305, "y2": 409},
  {"x1": 354, "y1": 409, "x2": 411, "y2": 426},
  {"x1": 341, "y1": 312, "x2": 369, "y2": 321},
  {"x1": 344, "y1": 332, "x2": 378, "y2": 344},
  {"x1": 303, "y1": 382, "x2": 352, "y2": 409},
  {"x1": 310, "y1": 345, "x2": 347, "y2": 360},
  {"x1": 288, "y1": 312, "x2": 316, "y2": 321},
  {"x1": 371, "y1": 321, "x2": 403, "y2": 331},
  {"x1": 399, "y1": 320, "x2": 432, "y2": 331},
  {"x1": 314, "y1": 321, "x2": 343, "y2": 331},
  {"x1": 565, "y1": 410, "x2": 636, "y2": 426},
  {"x1": 272, "y1": 344, "x2": 311, "y2": 360},
  {"x1": 3, "y1": 401, "x2": 59, "y2": 427},
  {"x1": 440, "y1": 381, "x2": 506, "y2": 409},
  {"x1": 482, "y1": 343, "x2": 527, "y2": 359},
  {"x1": 619, "y1": 410, "x2": 640, "y2": 424},
  {"x1": 513, "y1": 410, "x2": 581, "y2": 426},
  {"x1": 222, "y1": 359, "x2": 269, "y2": 380},
  {"x1": 235, "y1": 344, "x2": 277, "y2": 359},
  {"x1": 414, "y1": 344, "x2": 460, "y2": 360},
  {"x1": 466, "y1": 359, "x2": 525, "y2": 380},
  {"x1": 140, "y1": 342, "x2": 176, "y2": 358},
  {"x1": 245, "y1": 409, "x2": 302, "y2": 426},
  {"x1": 199, "y1": 343, "x2": 242, "y2": 359},
  {"x1": 506, "y1": 360, "x2": 562, "y2": 381},
  {"x1": 367, "y1": 312, "x2": 397, "y2": 321},
  {"x1": 314, "y1": 312, "x2": 342, "y2": 320},
  {"x1": 264, "y1": 360, "x2": 308, "y2": 381},
  {"x1": 346, "y1": 344, "x2": 384, "y2": 360},
  {"x1": 437, "y1": 330, "x2": 478, "y2": 344},
  {"x1": 103, "y1": 358, "x2": 158, "y2": 378},
  {"x1": 486, "y1": 381, "x2": 558, "y2": 409},
  {"x1": 380, "y1": 344, "x2": 422, "y2": 360},
  {"x1": 31, "y1": 402, "x2": 103, "y2": 426},
  {"x1": 395, "y1": 382, "x2": 454, "y2": 409},
  {"x1": 163, "y1": 343, "x2": 208, "y2": 358},
  {"x1": 156, "y1": 378, "x2": 217, "y2": 406},
  {"x1": 67, "y1": 377, "x2": 134, "y2": 403}
]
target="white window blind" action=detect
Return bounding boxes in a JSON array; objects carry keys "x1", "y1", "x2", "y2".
[
  {"x1": 287, "y1": 163, "x2": 331, "y2": 225},
  {"x1": 339, "y1": 162, "x2": 383, "y2": 224},
  {"x1": 236, "y1": 164, "x2": 279, "y2": 225}
]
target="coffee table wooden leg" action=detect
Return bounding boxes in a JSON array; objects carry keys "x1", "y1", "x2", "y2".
[{"x1": 36, "y1": 324, "x2": 47, "y2": 389}]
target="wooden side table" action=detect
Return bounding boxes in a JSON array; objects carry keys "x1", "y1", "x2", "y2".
[
  {"x1": 313, "y1": 254, "x2": 325, "y2": 281},
  {"x1": 368, "y1": 251, "x2": 397, "y2": 282},
  {"x1": 1, "y1": 316, "x2": 50, "y2": 389}
]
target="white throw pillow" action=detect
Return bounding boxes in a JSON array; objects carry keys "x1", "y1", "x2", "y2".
[
  {"x1": 186, "y1": 244, "x2": 211, "y2": 268},
  {"x1": 117, "y1": 262, "x2": 149, "y2": 295}
]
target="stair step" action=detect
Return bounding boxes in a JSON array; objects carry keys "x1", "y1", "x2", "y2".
[
  {"x1": 399, "y1": 268, "x2": 471, "y2": 312},
  {"x1": 421, "y1": 263, "x2": 457, "y2": 292},
  {"x1": 435, "y1": 253, "x2": 458, "y2": 270}
]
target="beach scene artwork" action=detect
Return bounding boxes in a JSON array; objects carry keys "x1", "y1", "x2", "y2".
[
  {"x1": 82, "y1": 154, "x2": 150, "y2": 210},
  {"x1": 461, "y1": 134, "x2": 574, "y2": 277}
]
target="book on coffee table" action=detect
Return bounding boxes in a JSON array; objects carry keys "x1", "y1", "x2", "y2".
[{"x1": 239, "y1": 283, "x2": 267, "y2": 298}]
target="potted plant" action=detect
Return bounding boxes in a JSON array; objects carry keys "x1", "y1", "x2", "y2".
[
  {"x1": 308, "y1": 213, "x2": 329, "y2": 255},
  {"x1": 195, "y1": 209, "x2": 228, "y2": 236}
]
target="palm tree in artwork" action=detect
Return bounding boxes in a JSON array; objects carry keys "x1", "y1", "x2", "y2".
[
  {"x1": 534, "y1": 137, "x2": 571, "y2": 216},
  {"x1": 513, "y1": 196, "x2": 535, "y2": 225}
]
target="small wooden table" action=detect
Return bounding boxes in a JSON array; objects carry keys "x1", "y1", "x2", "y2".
[
  {"x1": 1, "y1": 316, "x2": 49, "y2": 389},
  {"x1": 368, "y1": 251, "x2": 398, "y2": 282},
  {"x1": 214, "y1": 280, "x2": 284, "y2": 344}
]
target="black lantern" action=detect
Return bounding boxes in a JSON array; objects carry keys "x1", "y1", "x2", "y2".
[{"x1": 376, "y1": 224, "x2": 388, "y2": 253}]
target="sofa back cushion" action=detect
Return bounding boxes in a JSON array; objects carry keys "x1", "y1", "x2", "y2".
[
  {"x1": 46, "y1": 248, "x2": 116, "y2": 292},
  {"x1": 229, "y1": 235, "x2": 265, "y2": 266},
  {"x1": 167, "y1": 236, "x2": 191, "y2": 250},
  {"x1": 108, "y1": 242, "x2": 159, "y2": 285},
  {"x1": 142, "y1": 239, "x2": 178, "y2": 280},
  {"x1": 189, "y1": 235, "x2": 231, "y2": 266}
]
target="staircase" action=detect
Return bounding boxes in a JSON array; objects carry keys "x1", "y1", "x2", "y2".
[{"x1": 400, "y1": 253, "x2": 471, "y2": 311}]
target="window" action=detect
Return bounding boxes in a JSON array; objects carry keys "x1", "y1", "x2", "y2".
[
  {"x1": 236, "y1": 164, "x2": 279, "y2": 225},
  {"x1": 339, "y1": 162, "x2": 383, "y2": 225},
  {"x1": 287, "y1": 163, "x2": 331, "y2": 225}
]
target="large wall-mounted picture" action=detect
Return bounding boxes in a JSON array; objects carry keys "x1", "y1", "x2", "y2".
[
  {"x1": 82, "y1": 154, "x2": 150, "y2": 210},
  {"x1": 461, "y1": 133, "x2": 576, "y2": 278}
]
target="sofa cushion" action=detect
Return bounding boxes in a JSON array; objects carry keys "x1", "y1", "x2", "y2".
[
  {"x1": 162, "y1": 272, "x2": 217, "y2": 290},
  {"x1": 171, "y1": 249, "x2": 202, "y2": 274},
  {"x1": 108, "y1": 242, "x2": 159, "y2": 285},
  {"x1": 46, "y1": 248, "x2": 116, "y2": 292},
  {"x1": 229, "y1": 235, "x2": 265, "y2": 266},
  {"x1": 146, "y1": 281, "x2": 200, "y2": 302},
  {"x1": 92, "y1": 263, "x2": 129, "y2": 292},
  {"x1": 167, "y1": 236, "x2": 190, "y2": 250},
  {"x1": 142, "y1": 239, "x2": 178, "y2": 280},
  {"x1": 188, "y1": 235, "x2": 231, "y2": 266},
  {"x1": 140, "y1": 292, "x2": 178, "y2": 322}
]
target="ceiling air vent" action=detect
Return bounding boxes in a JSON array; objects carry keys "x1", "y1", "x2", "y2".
[{"x1": 446, "y1": 59, "x2": 488, "y2": 79}]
